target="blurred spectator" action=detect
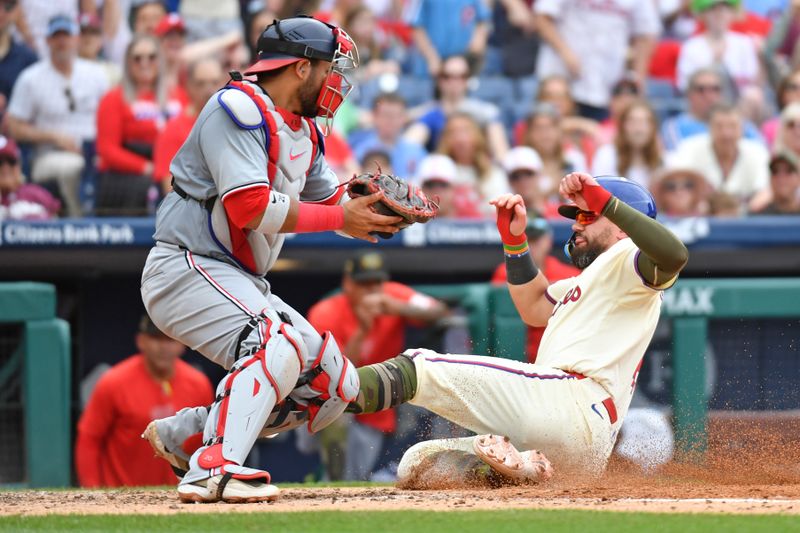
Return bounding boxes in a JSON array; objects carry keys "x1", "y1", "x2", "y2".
[
  {"x1": 307, "y1": 250, "x2": 448, "y2": 480},
  {"x1": 6, "y1": 15, "x2": 109, "y2": 217},
  {"x1": 154, "y1": 13, "x2": 187, "y2": 94},
  {"x1": 316, "y1": 0, "x2": 362, "y2": 27},
  {"x1": 351, "y1": 93, "x2": 426, "y2": 179},
  {"x1": 79, "y1": 0, "x2": 132, "y2": 66},
  {"x1": 408, "y1": 0, "x2": 490, "y2": 77},
  {"x1": 534, "y1": 0, "x2": 661, "y2": 120},
  {"x1": 406, "y1": 55, "x2": 508, "y2": 158},
  {"x1": 0, "y1": 134, "x2": 60, "y2": 220},
  {"x1": 75, "y1": 315, "x2": 213, "y2": 488},
  {"x1": 343, "y1": 5, "x2": 403, "y2": 84},
  {"x1": 155, "y1": 13, "x2": 242, "y2": 98},
  {"x1": 752, "y1": 151, "x2": 800, "y2": 214},
  {"x1": 153, "y1": 57, "x2": 224, "y2": 191},
  {"x1": 77, "y1": 13, "x2": 121, "y2": 86},
  {"x1": 763, "y1": 0, "x2": 800, "y2": 91},
  {"x1": 437, "y1": 112, "x2": 509, "y2": 215},
  {"x1": 501, "y1": 146, "x2": 559, "y2": 219},
  {"x1": 774, "y1": 103, "x2": 800, "y2": 161},
  {"x1": 596, "y1": 76, "x2": 641, "y2": 145},
  {"x1": 762, "y1": 69, "x2": 800, "y2": 147},
  {"x1": 533, "y1": 75, "x2": 598, "y2": 165},
  {"x1": 360, "y1": 148, "x2": 393, "y2": 175},
  {"x1": 0, "y1": 0, "x2": 37, "y2": 116},
  {"x1": 487, "y1": 0, "x2": 538, "y2": 77},
  {"x1": 651, "y1": 167, "x2": 711, "y2": 217},
  {"x1": 130, "y1": 0, "x2": 168, "y2": 36},
  {"x1": 95, "y1": 35, "x2": 183, "y2": 215},
  {"x1": 179, "y1": 0, "x2": 242, "y2": 42},
  {"x1": 247, "y1": 9, "x2": 276, "y2": 59},
  {"x1": 708, "y1": 189, "x2": 742, "y2": 216},
  {"x1": 491, "y1": 218, "x2": 579, "y2": 361},
  {"x1": 521, "y1": 103, "x2": 587, "y2": 200},
  {"x1": 676, "y1": 0, "x2": 760, "y2": 93},
  {"x1": 661, "y1": 68, "x2": 763, "y2": 150},
  {"x1": 416, "y1": 153, "x2": 481, "y2": 218},
  {"x1": 18, "y1": 0, "x2": 78, "y2": 56},
  {"x1": 672, "y1": 103, "x2": 770, "y2": 211},
  {"x1": 592, "y1": 100, "x2": 663, "y2": 189}
]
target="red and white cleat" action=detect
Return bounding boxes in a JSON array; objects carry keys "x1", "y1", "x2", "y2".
[{"x1": 473, "y1": 434, "x2": 554, "y2": 484}]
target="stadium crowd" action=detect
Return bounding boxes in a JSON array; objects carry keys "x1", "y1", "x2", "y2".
[{"x1": 1, "y1": 0, "x2": 800, "y2": 221}]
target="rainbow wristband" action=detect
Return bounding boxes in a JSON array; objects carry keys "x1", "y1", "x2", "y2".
[{"x1": 503, "y1": 240, "x2": 529, "y2": 257}]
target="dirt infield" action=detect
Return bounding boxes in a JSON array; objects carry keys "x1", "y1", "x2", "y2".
[
  {"x1": 4, "y1": 414, "x2": 799, "y2": 517},
  {"x1": 4, "y1": 472, "x2": 800, "y2": 517}
]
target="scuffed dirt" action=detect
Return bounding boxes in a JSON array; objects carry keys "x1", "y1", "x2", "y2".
[{"x1": 3, "y1": 479, "x2": 800, "y2": 517}]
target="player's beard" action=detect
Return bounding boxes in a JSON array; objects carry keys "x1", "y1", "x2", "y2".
[
  {"x1": 298, "y1": 76, "x2": 324, "y2": 118},
  {"x1": 570, "y1": 228, "x2": 613, "y2": 269},
  {"x1": 570, "y1": 243, "x2": 603, "y2": 269}
]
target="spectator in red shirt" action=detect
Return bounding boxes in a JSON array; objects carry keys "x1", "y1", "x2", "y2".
[
  {"x1": 153, "y1": 57, "x2": 224, "y2": 192},
  {"x1": 307, "y1": 250, "x2": 449, "y2": 480},
  {"x1": 95, "y1": 34, "x2": 184, "y2": 215},
  {"x1": 75, "y1": 315, "x2": 213, "y2": 488},
  {"x1": 491, "y1": 218, "x2": 580, "y2": 362}
]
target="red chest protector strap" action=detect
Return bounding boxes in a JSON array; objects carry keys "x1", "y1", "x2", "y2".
[{"x1": 225, "y1": 81, "x2": 320, "y2": 180}]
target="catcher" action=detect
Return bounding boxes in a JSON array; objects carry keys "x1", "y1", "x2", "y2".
[{"x1": 140, "y1": 16, "x2": 435, "y2": 504}]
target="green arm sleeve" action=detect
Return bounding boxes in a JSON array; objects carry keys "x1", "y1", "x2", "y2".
[{"x1": 602, "y1": 197, "x2": 689, "y2": 286}]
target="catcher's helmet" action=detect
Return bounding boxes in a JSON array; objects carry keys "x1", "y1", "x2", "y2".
[
  {"x1": 243, "y1": 16, "x2": 358, "y2": 131},
  {"x1": 245, "y1": 16, "x2": 343, "y2": 74},
  {"x1": 558, "y1": 176, "x2": 657, "y2": 220}
]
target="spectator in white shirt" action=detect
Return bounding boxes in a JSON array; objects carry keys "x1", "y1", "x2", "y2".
[
  {"x1": 676, "y1": 0, "x2": 760, "y2": 92},
  {"x1": 534, "y1": 0, "x2": 661, "y2": 120},
  {"x1": 592, "y1": 100, "x2": 664, "y2": 189},
  {"x1": 671, "y1": 103, "x2": 770, "y2": 211},
  {"x1": 6, "y1": 15, "x2": 109, "y2": 217}
]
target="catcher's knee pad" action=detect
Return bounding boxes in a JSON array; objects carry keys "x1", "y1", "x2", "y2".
[
  {"x1": 289, "y1": 331, "x2": 359, "y2": 433},
  {"x1": 203, "y1": 321, "x2": 307, "y2": 468}
]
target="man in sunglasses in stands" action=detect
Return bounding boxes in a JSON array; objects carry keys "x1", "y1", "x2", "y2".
[{"x1": 347, "y1": 174, "x2": 689, "y2": 485}]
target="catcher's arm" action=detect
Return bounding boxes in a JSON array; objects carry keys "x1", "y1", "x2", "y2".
[
  {"x1": 241, "y1": 193, "x2": 403, "y2": 243},
  {"x1": 491, "y1": 194, "x2": 554, "y2": 327}
]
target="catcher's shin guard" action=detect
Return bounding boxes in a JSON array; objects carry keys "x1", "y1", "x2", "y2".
[
  {"x1": 181, "y1": 322, "x2": 306, "y2": 493},
  {"x1": 289, "y1": 331, "x2": 359, "y2": 433}
]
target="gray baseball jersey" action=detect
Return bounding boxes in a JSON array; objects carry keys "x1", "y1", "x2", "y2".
[{"x1": 153, "y1": 80, "x2": 341, "y2": 276}]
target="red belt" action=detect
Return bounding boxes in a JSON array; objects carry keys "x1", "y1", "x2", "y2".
[{"x1": 566, "y1": 371, "x2": 618, "y2": 424}]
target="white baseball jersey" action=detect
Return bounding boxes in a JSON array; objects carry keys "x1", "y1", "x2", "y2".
[
  {"x1": 539, "y1": 237, "x2": 675, "y2": 422},
  {"x1": 398, "y1": 237, "x2": 675, "y2": 475}
]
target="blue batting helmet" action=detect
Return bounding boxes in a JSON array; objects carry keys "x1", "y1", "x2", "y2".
[
  {"x1": 560, "y1": 176, "x2": 657, "y2": 259},
  {"x1": 558, "y1": 176, "x2": 657, "y2": 220}
]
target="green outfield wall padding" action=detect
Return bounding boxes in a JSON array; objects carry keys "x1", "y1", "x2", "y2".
[{"x1": 0, "y1": 283, "x2": 70, "y2": 488}]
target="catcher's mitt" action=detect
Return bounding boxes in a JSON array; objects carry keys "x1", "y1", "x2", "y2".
[{"x1": 345, "y1": 169, "x2": 438, "y2": 238}]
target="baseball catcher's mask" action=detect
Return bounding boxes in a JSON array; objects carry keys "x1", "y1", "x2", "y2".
[{"x1": 244, "y1": 16, "x2": 359, "y2": 134}]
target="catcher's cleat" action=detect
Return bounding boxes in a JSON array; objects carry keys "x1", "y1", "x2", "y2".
[
  {"x1": 178, "y1": 475, "x2": 280, "y2": 504},
  {"x1": 472, "y1": 434, "x2": 554, "y2": 484},
  {"x1": 142, "y1": 421, "x2": 189, "y2": 478}
]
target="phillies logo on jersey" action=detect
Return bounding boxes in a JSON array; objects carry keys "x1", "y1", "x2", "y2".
[{"x1": 552, "y1": 285, "x2": 582, "y2": 315}]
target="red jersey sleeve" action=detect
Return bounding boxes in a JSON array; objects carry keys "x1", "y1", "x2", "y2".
[
  {"x1": 75, "y1": 372, "x2": 117, "y2": 487},
  {"x1": 96, "y1": 88, "x2": 150, "y2": 175},
  {"x1": 222, "y1": 185, "x2": 270, "y2": 230},
  {"x1": 307, "y1": 298, "x2": 349, "y2": 350}
]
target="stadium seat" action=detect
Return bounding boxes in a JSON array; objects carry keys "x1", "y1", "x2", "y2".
[{"x1": 397, "y1": 75, "x2": 434, "y2": 108}]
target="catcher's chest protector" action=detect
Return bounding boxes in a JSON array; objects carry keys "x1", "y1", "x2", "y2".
[{"x1": 212, "y1": 81, "x2": 323, "y2": 275}]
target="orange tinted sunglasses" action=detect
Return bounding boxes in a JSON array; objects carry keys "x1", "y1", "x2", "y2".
[{"x1": 575, "y1": 210, "x2": 598, "y2": 226}]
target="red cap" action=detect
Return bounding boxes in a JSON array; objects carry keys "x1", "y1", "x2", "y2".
[
  {"x1": 154, "y1": 13, "x2": 186, "y2": 37},
  {"x1": 0, "y1": 135, "x2": 20, "y2": 162}
]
